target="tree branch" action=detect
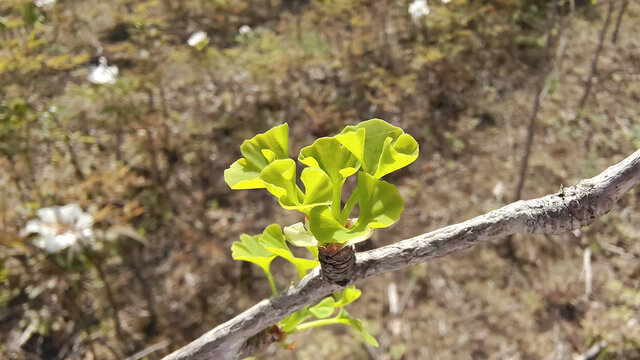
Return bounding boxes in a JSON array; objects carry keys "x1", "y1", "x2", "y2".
[
  {"x1": 164, "y1": 149, "x2": 640, "y2": 360},
  {"x1": 575, "y1": 0, "x2": 614, "y2": 117}
]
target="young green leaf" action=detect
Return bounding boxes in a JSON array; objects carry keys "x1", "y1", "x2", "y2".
[
  {"x1": 335, "y1": 119, "x2": 419, "y2": 179},
  {"x1": 334, "y1": 286, "x2": 362, "y2": 307},
  {"x1": 231, "y1": 233, "x2": 278, "y2": 294},
  {"x1": 259, "y1": 224, "x2": 318, "y2": 278},
  {"x1": 356, "y1": 171, "x2": 404, "y2": 230},
  {"x1": 298, "y1": 137, "x2": 360, "y2": 185},
  {"x1": 260, "y1": 159, "x2": 332, "y2": 213},
  {"x1": 224, "y1": 123, "x2": 289, "y2": 189},
  {"x1": 280, "y1": 307, "x2": 311, "y2": 333},
  {"x1": 231, "y1": 234, "x2": 276, "y2": 270},
  {"x1": 283, "y1": 222, "x2": 317, "y2": 247},
  {"x1": 308, "y1": 296, "x2": 336, "y2": 319},
  {"x1": 338, "y1": 309, "x2": 379, "y2": 347},
  {"x1": 309, "y1": 172, "x2": 403, "y2": 245}
]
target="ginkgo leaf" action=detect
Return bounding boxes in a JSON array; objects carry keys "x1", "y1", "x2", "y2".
[
  {"x1": 338, "y1": 309, "x2": 379, "y2": 347},
  {"x1": 308, "y1": 297, "x2": 336, "y2": 319},
  {"x1": 309, "y1": 172, "x2": 403, "y2": 245},
  {"x1": 334, "y1": 286, "x2": 362, "y2": 307},
  {"x1": 260, "y1": 160, "x2": 332, "y2": 213},
  {"x1": 283, "y1": 222, "x2": 317, "y2": 247},
  {"x1": 280, "y1": 307, "x2": 310, "y2": 333},
  {"x1": 298, "y1": 137, "x2": 360, "y2": 185},
  {"x1": 259, "y1": 224, "x2": 318, "y2": 278},
  {"x1": 335, "y1": 119, "x2": 419, "y2": 179},
  {"x1": 224, "y1": 123, "x2": 289, "y2": 189},
  {"x1": 299, "y1": 167, "x2": 334, "y2": 210},
  {"x1": 356, "y1": 171, "x2": 404, "y2": 229},
  {"x1": 231, "y1": 233, "x2": 276, "y2": 272}
]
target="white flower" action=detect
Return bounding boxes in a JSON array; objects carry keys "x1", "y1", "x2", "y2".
[
  {"x1": 35, "y1": 0, "x2": 56, "y2": 10},
  {"x1": 409, "y1": 0, "x2": 430, "y2": 21},
  {"x1": 492, "y1": 181, "x2": 506, "y2": 202},
  {"x1": 88, "y1": 57, "x2": 118, "y2": 85},
  {"x1": 21, "y1": 204, "x2": 95, "y2": 253},
  {"x1": 187, "y1": 31, "x2": 208, "y2": 47},
  {"x1": 442, "y1": 0, "x2": 451, "y2": 3},
  {"x1": 238, "y1": 25, "x2": 251, "y2": 35}
]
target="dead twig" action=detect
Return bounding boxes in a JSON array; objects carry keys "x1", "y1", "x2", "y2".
[
  {"x1": 574, "y1": 0, "x2": 614, "y2": 119},
  {"x1": 611, "y1": 0, "x2": 628, "y2": 44},
  {"x1": 513, "y1": 0, "x2": 559, "y2": 202},
  {"x1": 124, "y1": 340, "x2": 169, "y2": 360},
  {"x1": 582, "y1": 247, "x2": 592, "y2": 301},
  {"x1": 575, "y1": 340, "x2": 608, "y2": 360}
]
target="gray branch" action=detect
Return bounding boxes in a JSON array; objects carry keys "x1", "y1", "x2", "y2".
[{"x1": 164, "y1": 149, "x2": 640, "y2": 360}]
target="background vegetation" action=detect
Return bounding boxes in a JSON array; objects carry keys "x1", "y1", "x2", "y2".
[{"x1": 1, "y1": 0, "x2": 638, "y2": 359}]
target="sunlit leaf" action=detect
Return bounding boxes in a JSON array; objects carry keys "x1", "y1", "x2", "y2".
[
  {"x1": 334, "y1": 286, "x2": 362, "y2": 307},
  {"x1": 298, "y1": 137, "x2": 360, "y2": 185},
  {"x1": 224, "y1": 123, "x2": 289, "y2": 189},
  {"x1": 231, "y1": 233, "x2": 276, "y2": 272},
  {"x1": 280, "y1": 307, "x2": 310, "y2": 333},
  {"x1": 308, "y1": 296, "x2": 335, "y2": 318},
  {"x1": 260, "y1": 159, "x2": 332, "y2": 213},
  {"x1": 283, "y1": 222, "x2": 317, "y2": 247},
  {"x1": 336, "y1": 119, "x2": 419, "y2": 178},
  {"x1": 309, "y1": 172, "x2": 403, "y2": 245},
  {"x1": 259, "y1": 224, "x2": 318, "y2": 278}
]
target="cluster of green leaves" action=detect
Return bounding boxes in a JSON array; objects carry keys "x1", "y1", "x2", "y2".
[
  {"x1": 225, "y1": 118, "x2": 419, "y2": 247},
  {"x1": 225, "y1": 119, "x2": 418, "y2": 346},
  {"x1": 280, "y1": 286, "x2": 378, "y2": 347},
  {"x1": 230, "y1": 224, "x2": 378, "y2": 346},
  {"x1": 231, "y1": 224, "x2": 318, "y2": 294}
]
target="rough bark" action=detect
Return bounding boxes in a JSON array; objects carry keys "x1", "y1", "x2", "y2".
[{"x1": 164, "y1": 149, "x2": 640, "y2": 360}]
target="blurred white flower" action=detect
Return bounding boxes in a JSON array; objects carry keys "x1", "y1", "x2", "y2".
[
  {"x1": 442, "y1": 0, "x2": 451, "y2": 3},
  {"x1": 21, "y1": 204, "x2": 95, "y2": 253},
  {"x1": 409, "y1": 0, "x2": 430, "y2": 21},
  {"x1": 187, "y1": 31, "x2": 208, "y2": 47},
  {"x1": 492, "y1": 181, "x2": 506, "y2": 202},
  {"x1": 88, "y1": 57, "x2": 118, "y2": 85},
  {"x1": 35, "y1": 0, "x2": 56, "y2": 10},
  {"x1": 238, "y1": 25, "x2": 251, "y2": 35}
]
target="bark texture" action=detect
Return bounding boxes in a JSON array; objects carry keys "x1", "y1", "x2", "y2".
[
  {"x1": 318, "y1": 244, "x2": 356, "y2": 286},
  {"x1": 164, "y1": 149, "x2": 640, "y2": 360}
]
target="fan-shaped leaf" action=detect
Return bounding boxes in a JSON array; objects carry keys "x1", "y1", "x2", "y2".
[
  {"x1": 231, "y1": 233, "x2": 276, "y2": 272},
  {"x1": 336, "y1": 119, "x2": 418, "y2": 178},
  {"x1": 309, "y1": 172, "x2": 403, "y2": 245},
  {"x1": 298, "y1": 137, "x2": 359, "y2": 185},
  {"x1": 260, "y1": 159, "x2": 332, "y2": 213},
  {"x1": 260, "y1": 224, "x2": 318, "y2": 278},
  {"x1": 309, "y1": 297, "x2": 336, "y2": 319},
  {"x1": 224, "y1": 123, "x2": 289, "y2": 189}
]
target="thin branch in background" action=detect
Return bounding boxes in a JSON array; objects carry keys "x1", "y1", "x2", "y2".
[
  {"x1": 90, "y1": 251, "x2": 127, "y2": 350},
  {"x1": 574, "y1": 0, "x2": 614, "y2": 119},
  {"x1": 611, "y1": 0, "x2": 628, "y2": 44},
  {"x1": 513, "y1": 0, "x2": 559, "y2": 202},
  {"x1": 575, "y1": 340, "x2": 608, "y2": 360},
  {"x1": 124, "y1": 340, "x2": 169, "y2": 360},
  {"x1": 582, "y1": 247, "x2": 592, "y2": 301},
  {"x1": 163, "y1": 149, "x2": 640, "y2": 360},
  {"x1": 540, "y1": 0, "x2": 575, "y2": 103},
  {"x1": 599, "y1": 240, "x2": 640, "y2": 264},
  {"x1": 50, "y1": 112, "x2": 85, "y2": 181},
  {"x1": 500, "y1": 0, "x2": 560, "y2": 261},
  {"x1": 144, "y1": 88, "x2": 165, "y2": 188}
]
